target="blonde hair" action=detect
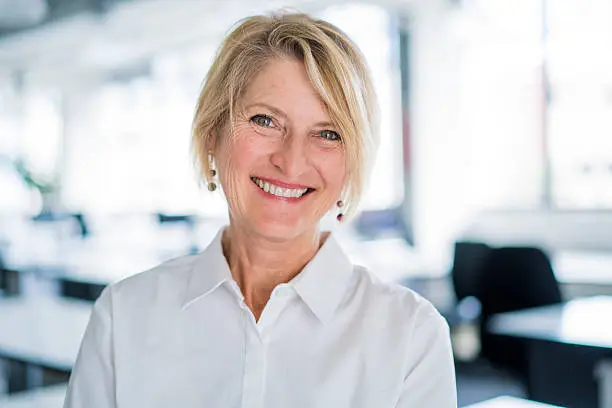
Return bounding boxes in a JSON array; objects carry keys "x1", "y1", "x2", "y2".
[{"x1": 192, "y1": 12, "x2": 379, "y2": 218}]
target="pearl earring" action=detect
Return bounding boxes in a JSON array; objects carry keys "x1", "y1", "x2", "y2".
[
  {"x1": 336, "y1": 200, "x2": 344, "y2": 222},
  {"x1": 207, "y1": 155, "x2": 217, "y2": 192}
]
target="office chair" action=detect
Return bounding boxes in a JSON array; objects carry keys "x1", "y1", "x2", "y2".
[
  {"x1": 0, "y1": 259, "x2": 20, "y2": 296},
  {"x1": 451, "y1": 241, "x2": 492, "y2": 303},
  {"x1": 0, "y1": 254, "x2": 4, "y2": 296},
  {"x1": 479, "y1": 246, "x2": 562, "y2": 382},
  {"x1": 156, "y1": 213, "x2": 195, "y2": 225}
]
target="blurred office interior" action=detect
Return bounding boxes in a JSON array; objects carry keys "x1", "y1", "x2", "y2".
[{"x1": 1, "y1": 0, "x2": 612, "y2": 407}]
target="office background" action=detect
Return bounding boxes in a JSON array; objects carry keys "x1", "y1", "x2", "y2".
[{"x1": 1, "y1": 0, "x2": 612, "y2": 407}]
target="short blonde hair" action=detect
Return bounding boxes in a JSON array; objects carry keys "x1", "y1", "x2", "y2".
[{"x1": 192, "y1": 12, "x2": 379, "y2": 218}]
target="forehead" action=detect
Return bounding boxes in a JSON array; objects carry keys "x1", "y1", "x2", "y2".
[{"x1": 240, "y1": 58, "x2": 330, "y2": 121}]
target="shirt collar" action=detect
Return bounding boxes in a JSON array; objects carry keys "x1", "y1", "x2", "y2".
[
  {"x1": 182, "y1": 228, "x2": 233, "y2": 310},
  {"x1": 182, "y1": 228, "x2": 356, "y2": 323},
  {"x1": 290, "y1": 232, "x2": 355, "y2": 323}
]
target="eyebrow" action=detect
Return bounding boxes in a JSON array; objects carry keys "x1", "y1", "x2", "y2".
[
  {"x1": 244, "y1": 102, "x2": 287, "y2": 120},
  {"x1": 244, "y1": 102, "x2": 336, "y2": 129}
]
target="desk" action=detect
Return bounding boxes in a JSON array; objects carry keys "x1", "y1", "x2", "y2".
[
  {"x1": 0, "y1": 297, "x2": 91, "y2": 370},
  {"x1": 2, "y1": 225, "x2": 215, "y2": 301},
  {"x1": 53, "y1": 254, "x2": 166, "y2": 301},
  {"x1": 0, "y1": 297, "x2": 91, "y2": 392},
  {"x1": 0, "y1": 384, "x2": 67, "y2": 408},
  {"x1": 5, "y1": 244, "x2": 172, "y2": 301},
  {"x1": 465, "y1": 396, "x2": 563, "y2": 407},
  {"x1": 488, "y1": 297, "x2": 612, "y2": 408},
  {"x1": 489, "y1": 296, "x2": 612, "y2": 349}
]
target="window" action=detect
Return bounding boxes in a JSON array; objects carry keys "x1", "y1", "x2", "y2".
[
  {"x1": 454, "y1": 0, "x2": 612, "y2": 210},
  {"x1": 0, "y1": 86, "x2": 61, "y2": 214},
  {"x1": 61, "y1": 45, "x2": 228, "y2": 216},
  {"x1": 20, "y1": 90, "x2": 63, "y2": 185},
  {"x1": 547, "y1": 1, "x2": 612, "y2": 208},
  {"x1": 453, "y1": 0, "x2": 544, "y2": 209}
]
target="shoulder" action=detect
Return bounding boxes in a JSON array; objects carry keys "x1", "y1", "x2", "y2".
[
  {"x1": 98, "y1": 252, "x2": 201, "y2": 311},
  {"x1": 350, "y1": 265, "x2": 448, "y2": 333},
  {"x1": 348, "y1": 272, "x2": 457, "y2": 406},
  {"x1": 115, "y1": 252, "x2": 198, "y2": 293}
]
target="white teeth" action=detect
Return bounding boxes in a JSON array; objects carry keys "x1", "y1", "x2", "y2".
[{"x1": 252, "y1": 177, "x2": 309, "y2": 198}]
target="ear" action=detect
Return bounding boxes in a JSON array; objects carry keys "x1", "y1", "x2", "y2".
[
  {"x1": 208, "y1": 130, "x2": 218, "y2": 155},
  {"x1": 211, "y1": 117, "x2": 232, "y2": 155}
]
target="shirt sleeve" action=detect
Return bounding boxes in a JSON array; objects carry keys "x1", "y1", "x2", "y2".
[
  {"x1": 64, "y1": 287, "x2": 116, "y2": 408},
  {"x1": 394, "y1": 302, "x2": 457, "y2": 408}
]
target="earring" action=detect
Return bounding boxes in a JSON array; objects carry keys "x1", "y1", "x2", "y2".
[
  {"x1": 336, "y1": 200, "x2": 344, "y2": 222},
  {"x1": 207, "y1": 155, "x2": 217, "y2": 192}
]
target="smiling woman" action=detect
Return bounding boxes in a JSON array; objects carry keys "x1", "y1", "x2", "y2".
[{"x1": 64, "y1": 12, "x2": 456, "y2": 408}]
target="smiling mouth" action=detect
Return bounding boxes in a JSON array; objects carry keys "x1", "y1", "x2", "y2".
[{"x1": 250, "y1": 177, "x2": 314, "y2": 199}]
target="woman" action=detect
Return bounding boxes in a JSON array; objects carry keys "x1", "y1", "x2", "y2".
[{"x1": 64, "y1": 12, "x2": 456, "y2": 408}]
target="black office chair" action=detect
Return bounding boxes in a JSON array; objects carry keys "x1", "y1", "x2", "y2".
[
  {"x1": 156, "y1": 213, "x2": 195, "y2": 225},
  {"x1": 0, "y1": 253, "x2": 5, "y2": 296},
  {"x1": 0, "y1": 256, "x2": 20, "y2": 296},
  {"x1": 479, "y1": 246, "x2": 563, "y2": 382},
  {"x1": 451, "y1": 241, "x2": 492, "y2": 303}
]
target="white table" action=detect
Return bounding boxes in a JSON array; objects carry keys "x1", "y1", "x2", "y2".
[
  {"x1": 0, "y1": 297, "x2": 92, "y2": 371},
  {"x1": 488, "y1": 296, "x2": 612, "y2": 408},
  {"x1": 465, "y1": 396, "x2": 563, "y2": 407},
  {"x1": 489, "y1": 296, "x2": 612, "y2": 349}
]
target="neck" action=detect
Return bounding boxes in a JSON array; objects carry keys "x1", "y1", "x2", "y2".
[{"x1": 221, "y1": 223, "x2": 325, "y2": 321}]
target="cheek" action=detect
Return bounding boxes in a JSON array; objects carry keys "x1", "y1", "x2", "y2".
[
  {"x1": 216, "y1": 129, "x2": 268, "y2": 189},
  {"x1": 317, "y1": 151, "x2": 346, "y2": 191},
  {"x1": 229, "y1": 127, "x2": 273, "y2": 165}
]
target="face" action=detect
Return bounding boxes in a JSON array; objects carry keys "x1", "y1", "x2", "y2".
[{"x1": 214, "y1": 58, "x2": 346, "y2": 241}]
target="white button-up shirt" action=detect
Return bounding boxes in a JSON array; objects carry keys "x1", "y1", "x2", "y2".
[{"x1": 64, "y1": 229, "x2": 456, "y2": 408}]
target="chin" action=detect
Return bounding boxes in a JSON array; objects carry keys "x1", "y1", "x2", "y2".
[{"x1": 249, "y1": 213, "x2": 317, "y2": 242}]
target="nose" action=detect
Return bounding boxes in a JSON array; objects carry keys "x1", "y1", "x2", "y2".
[{"x1": 269, "y1": 133, "x2": 309, "y2": 178}]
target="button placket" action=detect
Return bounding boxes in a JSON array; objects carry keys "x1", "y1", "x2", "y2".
[
  {"x1": 241, "y1": 307, "x2": 267, "y2": 408},
  {"x1": 257, "y1": 286, "x2": 292, "y2": 331}
]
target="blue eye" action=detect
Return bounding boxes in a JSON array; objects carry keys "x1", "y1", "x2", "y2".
[
  {"x1": 320, "y1": 130, "x2": 341, "y2": 142},
  {"x1": 251, "y1": 114, "x2": 274, "y2": 128}
]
